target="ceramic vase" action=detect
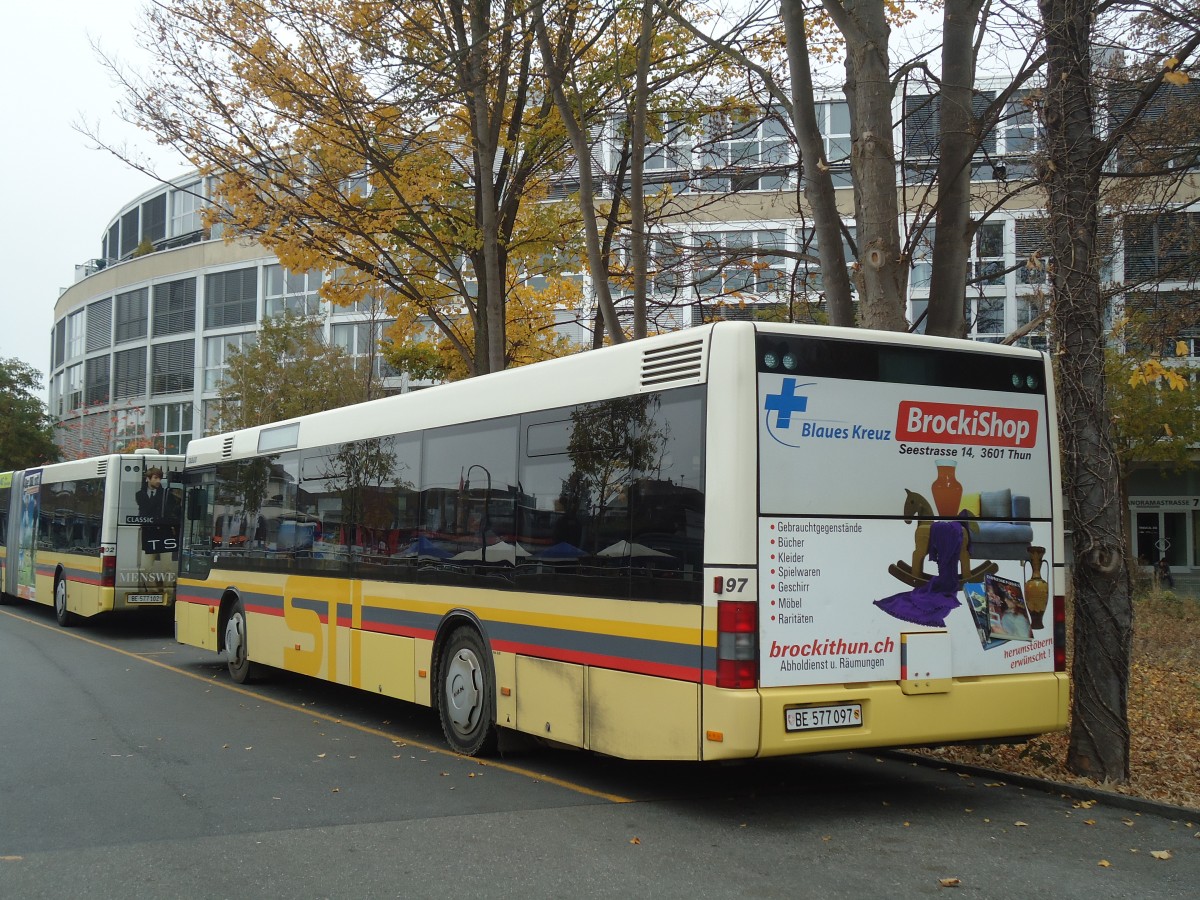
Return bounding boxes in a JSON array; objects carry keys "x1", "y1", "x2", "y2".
[
  {"x1": 931, "y1": 462, "x2": 963, "y2": 517},
  {"x1": 1023, "y1": 545, "x2": 1049, "y2": 629}
]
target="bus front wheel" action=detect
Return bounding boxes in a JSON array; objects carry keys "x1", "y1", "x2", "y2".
[
  {"x1": 438, "y1": 627, "x2": 498, "y2": 756},
  {"x1": 54, "y1": 576, "x2": 75, "y2": 627},
  {"x1": 224, "y1": 598, "x2": 258, "y2": 684}
]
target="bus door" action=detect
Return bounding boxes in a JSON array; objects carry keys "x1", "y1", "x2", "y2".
[
  {"x1": 116, "y1": 459, "x2": 184, "y2": 606},
  {"x1": 15, "y1": 470, "x2": 42, "y2": 601}
]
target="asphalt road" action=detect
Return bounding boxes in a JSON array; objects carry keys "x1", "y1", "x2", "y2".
[{"x1": 1, "y1": 600, "x2": 1195, "y2": 899}]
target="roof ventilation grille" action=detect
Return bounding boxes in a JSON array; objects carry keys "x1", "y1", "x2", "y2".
[
  {"x1": 222, "y1": 437, "x2": 235, "y2": 459},
  {"x1": 640, "y1": 339, "x2": 705, "y2": 387}
]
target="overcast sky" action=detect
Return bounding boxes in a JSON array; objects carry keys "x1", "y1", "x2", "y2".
[{"x1": 0, "y1": 1, "x2": 187, "y2": 389}]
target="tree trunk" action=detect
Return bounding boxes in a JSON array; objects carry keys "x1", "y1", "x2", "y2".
[
  {"x1": 628, "y1": 0, "x2": 654, "y2": 341},
  {"x1": 827, "y1": 0, "x2": 907, "y2": 331},
  {"x1": 782, "y1": 0, "x2": 854, "y2": 327},
  {"x1": 1039, "y1": 0, "x2": 1131, "y2": 781},
  {"x1": 925, "y1": 0, "x2": 984, "y2": 339},
  {"x1": 465, "y1": 0, "x2": 507, "y2": 373},
  {"x1": 532, "y1": 10, "x2": 626, "y2": 345}
]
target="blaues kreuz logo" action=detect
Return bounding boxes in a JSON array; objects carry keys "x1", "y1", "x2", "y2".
[
  {"x1": 763, "y1": 376, "x2": 893, "y2": 448},
  {"x1": 763, "y1": 378, "x2": 811, "y2": 428}
]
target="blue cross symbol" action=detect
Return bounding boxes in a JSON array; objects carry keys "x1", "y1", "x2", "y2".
[{"x1": 764, "y1": 378, "x2": 809, "y2": 428}]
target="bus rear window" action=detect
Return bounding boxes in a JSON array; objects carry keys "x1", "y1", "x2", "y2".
[{"x1": 756, "y1": 333, "x2": 1045, "y2": 395}]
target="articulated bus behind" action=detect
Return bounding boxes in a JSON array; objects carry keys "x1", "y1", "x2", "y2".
[
  {"x1": 0, "y1": 451, "x2": 185, "y2": 625},
  {"x1": 174, "y1": 322, "x2": 1067, "y2": 760}
]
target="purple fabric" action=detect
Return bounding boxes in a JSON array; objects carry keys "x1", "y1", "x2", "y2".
[{"x1": 874, "y1": 521, "x2": 964, "y2": 627}]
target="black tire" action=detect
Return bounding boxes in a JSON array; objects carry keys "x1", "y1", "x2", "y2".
[
  {"x1": 223, "y1": 597, "x2": 258, "y2": 684},
  {"x1": 438, "y1": 627, "x2": 498, "y2": 756},
  {"x1": 54, "y1": 576, "x2": 75, "y2": 627}
]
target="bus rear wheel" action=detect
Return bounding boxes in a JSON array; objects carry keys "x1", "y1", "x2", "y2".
[
  {"x1": 54, "y1": 576, "x2": 75, "y2": 627},
  {"x1": 438, "y1": 627, "x2": 498, "y2": 756},
  {"x1": 224, "y1": 598, "x2": 258, "y2": 684}
]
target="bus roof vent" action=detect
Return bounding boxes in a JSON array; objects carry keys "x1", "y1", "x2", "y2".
[
  {"x1": 641, "y1": 338, "x2": 705, "y2": 387},
  {"x1": 96, "y1": 460, "x2": 108, "y2": 478},
  {"x1": 222, "y1": 436, "x2": 235, "y2": 459}
]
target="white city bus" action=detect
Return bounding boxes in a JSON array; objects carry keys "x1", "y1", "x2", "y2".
[
  {"x1": 0, "y1": 450, "x2": 185, "y2": 625},
  {"x1": 174, "y1": 322, "x2": 1067, "y2": 760}
]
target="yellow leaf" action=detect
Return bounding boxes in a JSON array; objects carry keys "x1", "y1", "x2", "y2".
[
  {"x1": 1122, "y1": 819, "x2": 1135, "y2": 827},
  {"x1": 331, "y1": 787, "x2": 340, "y2": 792},
  {"x1": 1098, "y1": 859, "x2": 1112, "y2": 867},
  {"x1": 317, "y1": 753, "x2": 326, "y2": 759},
  {"x1": 1150, "y1": 850, "x2": 1172, "y2": 860},
  {"x1": 1166, "y1": 57, "x2": 1180, "y2": 69},
  {"x1": 630, "y1": 837, "x2": 641, "y2": 845},
  {"x1": 1075, "y1": 800, "x2": 1097, "y2": 809},
  {"x1": 1085, "y1": 819, "x2": 1097, "y2": 826},
  {"x1": 939, "y1": 877, "x2": 961, "y2": 887},
  {"x1": 1164, "y1": 70, "x2": 1190, "y2": 86},
  {"x1": 1014, "y1": 821, "x2": 1029, "y2": 827},
  {"x1": 1164, "y1": 423, "x2": 1174, "y2": 437},
  {"x1": 1176, "y1": 341, "x2": 1189, "y2": 357}
]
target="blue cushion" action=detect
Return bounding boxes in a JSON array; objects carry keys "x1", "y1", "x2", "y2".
[
  {"x1": 1011, "y1": 495, "x2": 1031, "y2": 519},
  {"x1": 980, "y1": 489, "x2": 1012, "y2": 518}
]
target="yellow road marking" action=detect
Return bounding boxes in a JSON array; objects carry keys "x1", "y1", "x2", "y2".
[{"x1": 0, "y1": 607, "x2": 631, "y2": 804}]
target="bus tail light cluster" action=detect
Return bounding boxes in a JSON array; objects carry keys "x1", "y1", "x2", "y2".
[
  {"x1": 100, "y1": 551, "x2": 116, "y2": 588},
  {"x1": 1052, "y1": 593, "x2": 1066, "y2": 672},
  {"x1": 716, "y1": 599, "x2": 757, "y2": 689}
]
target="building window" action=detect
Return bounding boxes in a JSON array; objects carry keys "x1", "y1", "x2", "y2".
[
  {"x1": 106, "y1": 222, "x2": 120, "y2": 262},
  {"x1": 973, "y1": 221, "x2": 1006, "y2": 287},
  {"x1": 205, "y1": 268, "x2": 258, "y2": 328},
  {"x1": 1015, "y1": 218, "x2": 1051, "y2": 286},
  {"x1": 153, "y1": 277, "x2": 197, "y2": 336},
  {"x1": 66, "y1": 364, "x2": 83, "y2": 412},
  {"x1": 171, "y1": 182, "x2": 205, "y2": 236},
  {"x1": 54, "y1": 319, "x2": 66, "y2": 368},
  {"x1": 142, "y1": 193, "x2": 167, "y2": 246},
  {"x1": 1124, "y1": 212, "x2": 1200, "y2": 282},
  {"x1": 817, "y1": 101, "x2": 852, "y2": 187},
  {"x1": 152, "y1": 402, "x2": 194, "y2": 454},
  {"x1": 86, "y1": 298, "x2": 112, "y2": 351},
  {"x1": 331, "y1": 319, "x2": 398, "y2": 378},
  {"x1": 120, "y1": 208, "x2": 140, "y2": 258},
  {"x1": 204, "y1": 331, "x2": 255, "y2": 391},
  {"x1": 693, "y1": 230, "x2": 789, "y2": 297},
  {"x1": 85, "y1": 356, "x2": 111, "y2": 407},
  {"x1": 903, "y1": 90, "x2": 997, "y2": 180},
  {"x1": 112, "y1": 405, "x2": 148, "y2": 448},
  {"x1": 66, "y1": 310, "x2": 85, "y2": 360},
  {"x1": 151, "y1": 340, "x2": 195, "y2": 395},
  {"x1": 113, "y1": 347, "x2": 147, "y2": 399},
  {"x1": 114, "y1": 288, "x2": 149, "y2": 343},
  {"x1": 264, "y1": 265, "x2": 322, "y2": 318},
  {"x1": 696, "y1": 109, "x2": 793, "y2": 192}
]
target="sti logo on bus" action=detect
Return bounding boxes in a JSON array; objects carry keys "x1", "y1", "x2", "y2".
[{"x1": 896, "y1": 401, "x2": 1038, "y2": 448}]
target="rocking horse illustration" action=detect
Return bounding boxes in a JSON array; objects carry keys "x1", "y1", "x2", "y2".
[{"x1": 887, "y1": 489, "x2": 998, "y2": 589}]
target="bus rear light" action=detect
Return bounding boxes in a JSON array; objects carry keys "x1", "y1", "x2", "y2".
[
  {"x1": 1053, "y1": 593, "x2": 1066, "y2": 672},
  {"x1": 716, "y1": 599, "x2": 757, "y2": 689},
  {"x1": 100, "y1": 552, "x2": 116, "y2": 588}
]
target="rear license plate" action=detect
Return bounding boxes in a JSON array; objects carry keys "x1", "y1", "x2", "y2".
[
  {"x1": 127, "y1": 594, "x2": 165, "y2": 605},
  {"x1": 785, "y1": 703, "x2": 862, "y2": 732}
]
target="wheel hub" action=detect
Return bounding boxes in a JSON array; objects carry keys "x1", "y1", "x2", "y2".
[{"x1": 445, "y1": 649, "x2": 481, "y2": 734}]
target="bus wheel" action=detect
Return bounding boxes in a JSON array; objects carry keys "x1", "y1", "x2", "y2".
[
  {"x1": 438, "y1": 627, "x2": 498, "y2": 756},
  {"x1": 54, "y1": 577, "x2": 75, "y2": 627},
  {"x1": 224, "y1": 598, "x2": 257, "y2": 684}
]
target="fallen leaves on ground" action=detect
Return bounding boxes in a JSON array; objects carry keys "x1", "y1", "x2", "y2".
[{"x1": 917, "y1": 591, "x2": 1200, "y2": 810}]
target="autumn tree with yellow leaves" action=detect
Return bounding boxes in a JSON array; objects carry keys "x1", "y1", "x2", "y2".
[{"x1": 107, "y1": 0, "x2": 592, "y2": 376}]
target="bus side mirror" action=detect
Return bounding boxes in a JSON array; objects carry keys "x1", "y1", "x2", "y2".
[{"x1": 187, "y1": 487, "x2": 208, "y2": 522}]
